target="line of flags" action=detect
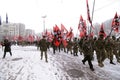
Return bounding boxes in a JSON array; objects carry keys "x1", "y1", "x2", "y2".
[
  {"x1": 0, "y1": 0, "x2": 120, "y2": 40},
  {"x1": 77, "y1": 0, "x2": 120, "y2": 38}
]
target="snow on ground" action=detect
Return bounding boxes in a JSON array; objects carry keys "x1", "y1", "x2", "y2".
[{"x1": 0, "y1": 45, "x2": 120, "y2": 80}]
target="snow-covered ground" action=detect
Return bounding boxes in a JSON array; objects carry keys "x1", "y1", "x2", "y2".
[{"x1": 0, "y1": 45, "x2": 120, "y2": 80}]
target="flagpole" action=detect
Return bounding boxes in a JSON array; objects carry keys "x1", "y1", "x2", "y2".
[
  {"x1": 89, "y1": 0, "x2": 95, "y2": 35},
  {"x1": 91, "y1": 0, "x2": 95, "y2": 21},
  {"x1": 89, "y1": 0, "x2": 95, "y2": 34}
]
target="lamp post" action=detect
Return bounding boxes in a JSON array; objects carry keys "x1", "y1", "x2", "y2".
[{"x1": 42, "y1": 15, "x2": 47, "y2": 32}]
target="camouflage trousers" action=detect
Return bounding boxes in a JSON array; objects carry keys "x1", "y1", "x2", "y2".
[
  {"x1": 106, "y1": 49, "x2": 113, "y2": 61},
  {"x1": 41, "y1": 51, "x2": 48, "y2": 62},
  {"x1": 113, "y1": 49, "x2": 120, "y2": 62},
  {"x1": 67, "y1": 47, "x2": 72, "y2": 54},
  {"x1": 96, "y1": 50, "x2": 106, "y2": 67}
]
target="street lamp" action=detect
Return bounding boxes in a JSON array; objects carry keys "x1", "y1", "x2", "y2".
[{"x1": 41, "y1": 15, "x2": 47, "y2": 32}]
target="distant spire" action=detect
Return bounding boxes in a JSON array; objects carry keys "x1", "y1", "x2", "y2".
[
  {"x1": 0, "y1": 16, "x2": 1, "y2": 25},
  {"x1": 6, "y1": 13, "x2": 8, "y2": 23}
]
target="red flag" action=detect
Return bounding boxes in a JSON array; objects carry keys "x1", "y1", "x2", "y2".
[
  {"x1": 12, "y1": 36, "x2": 18, "y2": 41},
  {"x1": 66, "y1": 27, "x2": 74, "y2": 39},
  {"x1": 18, "y1": 35, "x2": 24, "y2": 41},
  {"x1": 79, "y1": 31, "x2": 85, "y2": 38},
  {"x1": 86, "y1": 0, "x2": 94, "y2": 29},
  {"x1": 99, "y1": 23, "x2": 106, "y2": 37},
  {"x1": 54, "y1": 38, "x2": 60, "y2": 47},
  {"x1": 28, "y1": 35, "x2": 34, "y2": 42},
  {"x1": 80, "y1": 15, "x2": 83, "y2": 21},
  {"x1": 78, "y1": 15, "x2": 84, "y2": 29},
  {"x1": 78, "y1": 15, "x2": 87, "y2": 38},
  {"x1": 114, "y1": 12, "x2": 119, "y2": 19},
  {"x1": 67, "y1": 31, "x2": 74, "y2": 39},
  {"x1": 89, "y1": 32, "x2": 94, "y2": 38},
  {"x1": 62, "y1": 39, "x2": 68, "y2": 47},
  {"x1": 61, "y1": 24, "x2": 68, "y2": 33},
  {"x1": 115, "y1": 27, "x2": 119, "y2": 32},
  {"x1": 86, "y1": 0, "x2": 92, "y2": 23},
  {"x1": 111, "y1": 12, "x2": 119, "y2": 32},
  {"x1": 53, "y1": 24, "x2": 60, "y2": 32}
]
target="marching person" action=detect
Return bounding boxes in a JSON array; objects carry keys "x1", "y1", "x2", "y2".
[
  {"x1": 73, "y1": 37, "x2": 79, "y2": 56},
  {"x1": 39, "y1": 35, "x2": 48, "y2": 62},
  {"x1": 95, "y1": 34, "x2": 106, "y2": 67},
  {"x1": 105, "y1": 36, "x2": 115, "y2": 65},
  {"x1": 82, "y1": 36, "x2": 94, "y2": 71},
  {"x1": 2, "y1": 39, "x2": 12, "y2": 59}
]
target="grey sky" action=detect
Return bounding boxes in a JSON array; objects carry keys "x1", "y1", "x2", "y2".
[{"x1": 0, "y1": 0, "x2": 120, "y2": 33}]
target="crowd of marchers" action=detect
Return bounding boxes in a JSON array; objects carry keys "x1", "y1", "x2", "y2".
[
  {"x1": 1, "y1": 33, "x2": 120, "y2": 71},
  {"x1": 36, "y1": 33, "x2": 120, "y2": 71}
]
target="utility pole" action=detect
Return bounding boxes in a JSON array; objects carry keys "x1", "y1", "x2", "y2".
[{"x1": 41, "y1": 15, "x2": 47, "y2": 32}]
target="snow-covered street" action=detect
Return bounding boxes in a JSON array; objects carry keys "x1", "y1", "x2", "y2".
[{"x1": 0, "y1": 45, "x2": 120, "y2": 80}]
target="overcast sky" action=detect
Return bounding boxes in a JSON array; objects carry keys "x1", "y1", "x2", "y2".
[{"x1": 0, "y1": 0, "x2": 120, "y2": 33}]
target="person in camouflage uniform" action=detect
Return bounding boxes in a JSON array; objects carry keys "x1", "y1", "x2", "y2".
[
  {"x1": 117, "y1": 38, "x2": 120, "y2": 57},
  {"x1": 66, "y1": 39, "x2": 73, "y2": 54},
  {"x1": 73, "y1": 38, "x2": 79, "y2": 56},
  {"x1": 39, "y1": 36, "x2": 48, "y2": 62},
  {"x1": 78, "y1": 37, "x2": 84, "y2": 55},
  {"x1": 95, "y1": 34, "x2": 106, "y2": 67},
  {"x1": 46, "y1": 40, "x2": 50, "y2": 50},
  {"x1": 92, "y1": 37, "x2": 98, "y2": 60},
  {"x1": 89, "y1": 36, "x2": 95, "y2": 60},
  {"x1": 82, "y1": 36, "x2": 94, "y2": 71},
  {"x1": 112, "y1": 36, "x2": 120, "y2": 63},
  {"x1": 105, "y1": 36, "x2": 115, "y2": 65}
]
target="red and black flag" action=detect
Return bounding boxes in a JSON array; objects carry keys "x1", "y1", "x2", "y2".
[
  {"x1": 99, "y1": 23, "x2": 106, "y2": 37},
  {"x1": 78, "y1": 15, "x2": 87, "y2": 38},
  {"x1": 86, "y1": 0, "x2": 94, "y2": 29},
  {"x1": 78, "y1": 15, "x2": 84, "y2": 30},
  {"x1": 86, "y1": 0, "x2": 92, "y2": 24},
  {"x1": 61, "y1": 23, "x2": 68, "y2": 33},
  {"x1": 111, "y1": 12, "x2": 119, "y2": 32}
]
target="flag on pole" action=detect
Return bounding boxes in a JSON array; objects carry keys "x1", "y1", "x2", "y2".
[
  {"x1": 78, "y1": 15, "x2": 83, "y2": 30},
  {"x1": 111, "y1": 12, "x2": 119, "y2": 32},
  {"x1": 99, "y1": 23, "x2": 106, "y2": 37},
  {"x1": 86, "y1": 0, "x2": 92, "y2": 24},
  {"x1": 86, "y1": 0, "x2": 94, "y2": 29},
  {"x1": 61, "y1": 24, "x2": 68, "y2": 33}
]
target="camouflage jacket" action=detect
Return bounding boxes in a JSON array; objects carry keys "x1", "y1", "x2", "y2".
[{"x1": 39, "y1": 38, "x2": 47, "y2": 51}]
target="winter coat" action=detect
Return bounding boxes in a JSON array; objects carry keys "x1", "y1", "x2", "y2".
[
  {"x1": 4, "y1": 41, "x2": 11, "y2": 52},
  {"x1": 39, "y1": 38, "x2": 47, "y2": 51},
  {"x1": 82, "y1": 40, "x2": 92, "y2": 56}
]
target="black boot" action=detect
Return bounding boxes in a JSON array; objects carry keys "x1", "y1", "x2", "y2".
[
  {"x1": 90, "y1": 68, "x2": 94, "y2": 71},
  {"x1": 82, "y1": 60, "x2": 85, "y2": 65},
  {"x1": 110, "y1": 60, "x2": 116, "y2": 65}
]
